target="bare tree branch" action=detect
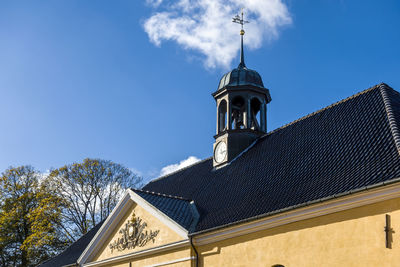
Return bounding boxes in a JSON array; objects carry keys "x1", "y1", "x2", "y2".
[{"x1": 45, "y1": 158, "x2": 143, "y2": 241}]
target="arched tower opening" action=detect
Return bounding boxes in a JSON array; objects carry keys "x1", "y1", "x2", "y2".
[
  {"x1": 231, "y1": 96, "x2": 245, "y2": 130},
  {"x1": 218, "y1": 100, "x2": 227, "y2": 133},
  {"x1": 250, "y1": 97, "x2": 261, "y2": 131}
]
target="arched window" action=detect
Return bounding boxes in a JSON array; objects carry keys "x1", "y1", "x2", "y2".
[
  {"x1": 250, "y1": 97, "x2": 261, "y2": 130},
  {"x1": 231, "y1": 96, "x2": 245, "y2": 130},
  {"x1": 271, "y1": 265, "x2": 285, "y2": 267},
  {"x1": 218, "y1": 100, "x2": 227, "y2": 133}
]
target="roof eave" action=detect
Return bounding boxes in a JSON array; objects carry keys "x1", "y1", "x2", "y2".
[{"x1": 189, "y1": 176, "x2": 400, "y2": 237}]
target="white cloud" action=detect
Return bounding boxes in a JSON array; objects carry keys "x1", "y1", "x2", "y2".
[
  {"x1": 160, "y1": 156, "x2": 201, "y2": 176},
  {"x1": 146, "y1": 0, "x2": 163, "y2": 8},
  {"x1": 143, "y1": 0, "x2": 292, "y2": 69}
]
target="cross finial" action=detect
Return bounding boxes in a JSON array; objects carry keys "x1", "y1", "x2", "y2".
[{"x1": 232, "y1": 9, "x2": 249, "y2": 68}]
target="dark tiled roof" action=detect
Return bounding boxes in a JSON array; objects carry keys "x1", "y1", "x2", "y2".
[
  {"x1": 38, "y1": 221, "x2": 103, "y2": 267},
  {"x1": 132, "y1": 189, "x2": 198, "y2": 231},
  {"x1": 143, "y1": 83, "x2": 400, "y2": 233}
]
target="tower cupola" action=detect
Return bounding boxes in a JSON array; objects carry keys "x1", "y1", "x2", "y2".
[
  {"x1": 218, "y1": 65, "x2": 265, "y2": 90},
  {"x1": 212, "y1": 10, "x2": 271, "y2": 167}
]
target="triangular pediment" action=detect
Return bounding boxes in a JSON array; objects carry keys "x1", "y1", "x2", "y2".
[{"x1": 78, "y1": 189, "x2": 191, "y2": 265}]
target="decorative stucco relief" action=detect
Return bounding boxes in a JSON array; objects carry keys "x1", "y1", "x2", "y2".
[{"x1": 109, "y1": 212, "x2": 160, "y2": 252}]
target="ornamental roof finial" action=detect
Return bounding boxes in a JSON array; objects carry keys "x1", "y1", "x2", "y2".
[{"x1": 232, "y1": 8, "x2": 249, "y2": 68}]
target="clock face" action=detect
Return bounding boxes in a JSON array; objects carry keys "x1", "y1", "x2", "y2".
[{"x1": 214, "y1": 141, "x2": 227, "y2": 163}]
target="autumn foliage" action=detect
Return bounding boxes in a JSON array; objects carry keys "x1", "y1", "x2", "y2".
[
  {"x1": 0, "y1": 166, "x2": 67, "y2": 266},
  {"x1": 0, "y1": 159, "x2": 142, "y2": 266}
]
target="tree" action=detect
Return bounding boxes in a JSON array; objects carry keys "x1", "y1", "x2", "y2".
[
  {"x1": 0, "y1": 166, "x2": 67, "y2": 267},
  {"x1": 45, "y1": 158, "x2": 143, "y2": 242}
]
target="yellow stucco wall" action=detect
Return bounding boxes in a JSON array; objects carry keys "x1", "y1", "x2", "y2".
[
  {"x1": 197, "y1": 197, "x2": 400, "y2": 267},
  {"x1": 93, "y1": 201, "x2": 185, "y2": 262},
  {"x1": 88, "y1": 196, "x2": 400, "y2": 267}
]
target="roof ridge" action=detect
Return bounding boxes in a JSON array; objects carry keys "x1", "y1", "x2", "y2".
[
  {"x1": 266, "y1": 83, "x2": 383, "y2": 136},
  {"x1": 132, "y1": 188, "x2": 192, "y2": 201},
  {"x1": 147, "y1": 156, "x2": 212, "y2": 184},
  {"x1": 378, "y1": 83, "x2": 400, "y2": 156}
]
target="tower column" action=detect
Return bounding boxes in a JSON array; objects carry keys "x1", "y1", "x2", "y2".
[
  {"x1": 216, "y1": 102, "x2": 220, "y2": 134},
  {"x1": 264, "y1": 103, "x2": 267, "y2": 132},
  {"x1": 246, "y1": 98, "x2": 251, "y2": 129},
  {"x1": 261, "y1": 100, "x2": 267, "y2": 132},
  {"x1": 227, "y1": 99, "x2": 233, "y2": 130}
]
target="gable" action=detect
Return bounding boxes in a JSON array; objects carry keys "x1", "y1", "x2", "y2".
[
  {"x1": 92, "y1": 202, "x2": 184, "y2": 262},
  {"x1": 79, "y1": 190, "x2": 189, "y2": 265}
]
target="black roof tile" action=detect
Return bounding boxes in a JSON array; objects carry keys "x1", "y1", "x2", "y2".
[
  {"x1": 132, "y1": 189, "x2": 198, "y2": 231},
  {"x1": 143, "y1": 83, "x2": 400, "y2": 232}
]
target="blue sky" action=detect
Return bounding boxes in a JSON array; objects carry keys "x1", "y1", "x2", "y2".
[{"x1": 1, "y1": 0, "x2": 399, "y2": 182}]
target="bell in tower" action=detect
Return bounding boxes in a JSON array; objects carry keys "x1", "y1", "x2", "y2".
[{"x1": 212, "y1": 10, "x2": 271, "y2": 167}]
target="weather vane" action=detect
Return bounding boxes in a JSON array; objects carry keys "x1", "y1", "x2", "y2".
[
  {"x1": 232, "y1": 8, "x2": 249, "y2": 68},
  {"x1": 232, "y1": 8, "x2": 249, "y2": 35}
]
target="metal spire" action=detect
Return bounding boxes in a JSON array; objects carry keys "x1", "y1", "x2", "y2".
[{"x1": 232, "y1": 9, "x2": 249, "y2": 68}]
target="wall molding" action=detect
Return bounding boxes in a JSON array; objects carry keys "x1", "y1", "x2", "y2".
[
  {"x1": 144, "y1": 256, "x2": 194, "y2": 267},
  {"x1": 83, "y1": 240, "x2": 190, "y2": 267}
]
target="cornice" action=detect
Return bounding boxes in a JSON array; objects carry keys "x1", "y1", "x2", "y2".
[
  {"x1": 193, "y1": 181, "x2": 400, "y2": 246},
  {"x1": 212, "y1": 85, "x2": 271, "y2": 100},
  {"x1": 83, "y1": 240, "x2": 190, "y2": 267}
]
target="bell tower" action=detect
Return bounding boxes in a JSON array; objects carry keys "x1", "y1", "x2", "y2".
[{"x1": 212, "y1": 10, "x2": 271, "y2": 167}]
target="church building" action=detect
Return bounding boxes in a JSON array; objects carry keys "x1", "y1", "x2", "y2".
[{"x1": 41, "y1": 13, "x2": 400, "y2": 267}]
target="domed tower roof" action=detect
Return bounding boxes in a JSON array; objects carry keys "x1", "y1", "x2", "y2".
[
  {"x1": 217, "y1": 11, "x2": 264, "y2": 91},
  {"x1": 218, "y1": 65, "x2": 264, "y2": 90}
]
